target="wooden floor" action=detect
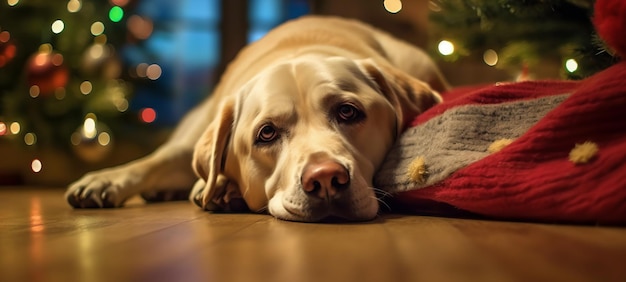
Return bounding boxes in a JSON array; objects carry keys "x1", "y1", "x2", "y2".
[{"x1": 1, "y1": 188, "x2": 625, "y2": 282}]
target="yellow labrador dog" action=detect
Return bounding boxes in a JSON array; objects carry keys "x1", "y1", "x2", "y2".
[{"x1": 66, "y1": 16, "x2": 447, "y2": 222}]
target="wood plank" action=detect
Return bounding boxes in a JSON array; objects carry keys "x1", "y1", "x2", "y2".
[
  {"x1": 1, "y1": 188, "x2": 625, "y2": 282},
  {"x1": 0, "y1": 188, "x2": 264, "y2": 282},
  {"x1": 382, "y1": 215, "x2": 626, "y2": 282}
]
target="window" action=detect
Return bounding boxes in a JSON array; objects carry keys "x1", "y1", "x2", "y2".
[
  {"x1": 124, "y1": 0, "x2": 308, "y2": 126},
  {"x1": 249, "y1": 0, "x2": 310, "y2": 43}
]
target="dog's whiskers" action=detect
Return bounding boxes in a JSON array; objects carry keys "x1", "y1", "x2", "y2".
[
  {"x1": 368, "y1": 186, "x2": 392, "y2": 212},
  {"x1": 374, "y1": 196, "x2": 391, "y2": 211},
  {"x1": 370, "y1": 187, "x2": 392, "y2": 198}
]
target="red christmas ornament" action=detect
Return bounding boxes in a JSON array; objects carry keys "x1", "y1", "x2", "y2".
[
  {"x1": 593, "y1": 0, "x2": 626, "y2": 58},
  {"x1": 0, "y1": 31, "x2": 16, "y2": 68},
  {"x1": 26, "y1": 51, "x2": 69, "y2": 96}
]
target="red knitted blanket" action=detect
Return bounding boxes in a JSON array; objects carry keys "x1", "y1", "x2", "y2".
[{"x1": 376, "y1": 62, "x2": 626, "y2": 225}]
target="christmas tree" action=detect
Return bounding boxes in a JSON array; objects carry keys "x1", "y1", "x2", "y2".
[
  {"x1": 428, "y1": 0, "x2": 618, "y2": 79},
  {"x1": 0, "y1": 0, "x2": 165, "y2": 183}
]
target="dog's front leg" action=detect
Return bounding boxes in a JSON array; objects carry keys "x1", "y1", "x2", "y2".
[
  {"x1": 65, "y1": 100, "x2": 215, "y2": 208},
  {"x1": 65, "y1": 148, "x2": 196, "y2": 208}
]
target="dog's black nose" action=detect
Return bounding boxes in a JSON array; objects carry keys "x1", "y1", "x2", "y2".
[{"x1": 301, "y1": 161, "x2": 350, "y2": 200}]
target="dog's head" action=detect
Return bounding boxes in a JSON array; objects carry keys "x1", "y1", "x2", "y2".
[{"x1": 192, "y1": 57, "x2": 442, "y2": 222}]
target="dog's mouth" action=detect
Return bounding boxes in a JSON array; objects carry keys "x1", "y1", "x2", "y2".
[{"x1": 275, "y1": 189, "x2": 379, "y2": 222}]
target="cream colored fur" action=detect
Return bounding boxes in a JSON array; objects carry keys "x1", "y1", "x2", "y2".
[{"x1": 65, "y1": 16, "x2": 447, "y2": 222}]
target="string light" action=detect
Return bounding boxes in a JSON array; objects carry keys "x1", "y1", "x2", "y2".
[
  {"x1": 34, "y1": 53, "x2": 47, "y2": 66},
  {"x1": 146, "y1": 64, "x2": 162, "y2": 80},
  {"x1": 29, "y1": 85, "x2": 40, "y2": 98},
  {"x1": 127, "y1": 15, "x2": 153, "y2": 40},
  {"x1": 51, "y1": 20, "x2": 65, "y2": 34},
  {"x1": 39, "y1": 43, "x2": 53, "y2": 53},
  {"x1": 94, "y1": 34, "x2": 108, "y2": 44},
  {"x1": 565, "y1": 58, "x2": 578, "y2": 73},
  {"x1": 115, "y1": 98, "x2": 129, "y2": 112},
  {"x1": 83, "y1": 117, "x2": 97, "y2": 138},
  {"x1": 109, "y1": 6, "x2": 124, "y2": 22},
  {"x1": 88, "y1": 44, "x2": 104, "y2": 60},
  {"x1": 80, "y1": 81, "x2": 93, "y2": 95},
  {"x1": 31, "y1": 159, "x2": 42, "y2": 173},
  {"x1": 97, "y1": 132, "x2": 111, "y2": 146},
  {"x1": 55, "y1": 88, "x2": 66, "y2": 100},
  {"x1": 140, "y1": 108, "x2": 156, "y2": 123},
  {"x1": 110, "y1": 0, "x2": 129, "y2": 6},
  {"x1": 67, "y1": 0, "x2": 81, "y2": 13},
  {"x1": 384, "y1": 0, "x2": 402, "y2": 13},
  {"x1": 51, "y1": 53, "x2": 64, "y2": 66},
  {"x1": 0, "y1": 31, "x2": 9, "y2": 42},
  {"x1": 70, "y1": 132, "x2": 81, "y2": 145},
  {"x1": 0, "y1": 122, "x2": 6, "y2": 136},
  {"x1": 0, "y1": 30, "x2": 15, "y2": 68},
  {"x1": 438, "y1": 40, "x2": 455, "y2": 56},
  {"x1": 483, "y1": 49, "x2": 499, "y2": 66},
  {"x1": 136, "y1": 63, "x2": 148, "y2": 78},
  {"x1": 10, "y1": 122, "x2": 20, "y2": 134},
  {"x1": 24, "y1": 133, "x2": 37, "y2": 145},
  {"x1": 7, "y1": 0, "x2": 19, "y2": 6},
  {"x1": 90, "y1": 22, "x2": 105, "y2": 36}
]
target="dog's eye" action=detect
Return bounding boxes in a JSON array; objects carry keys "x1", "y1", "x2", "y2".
[
  {"x1": 256, "y1": 124, "x2": 279, "y2": 144},
  {"x1": 336, "y1": 104, "x2": 363, "y2": 123}
]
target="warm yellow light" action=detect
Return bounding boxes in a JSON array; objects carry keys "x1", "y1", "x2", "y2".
[
  {"x1": 83, "y1": 117, "x2": 97, "y2": 139},
  {"x1": 7, "y1": 0, "x2": 19, "y2": 6},
  {"x1": 80, "y1": 81, "x2": 93, "y2": 95},
  {"x1": 98, "y1": 132, "x2": 111, "y2": 146},
  {"x1": 31, "y1": 159, "x2": 42, "y2": 173},
  {"x1": 438, "y1": 40, "x2": 455, "y2": 56},
  {"x1": 38, "y1": 44, "x2": 52, "y2": 53},
  {"x1": 29, "y1": 85, "x2": 40, "y2": 98},
  {"x1": 565, "y1": 58, "x2": 578, "y2": 73},
  {"x1": 70, "y1": 132, "x2": 81, "y2": 145},
  {"x1": 67, "y1": 0, "x2": 81, "y2": 12},
  {"x1": 115, "y1": 98, "x2": 129, "y2": 112},
  {"x1": 91, "y1": 22, "x2": 105, "y2": 36},
  {"x1": 94, "y1": 34, "x2": 108, "y2": 44},
  {"x1": 483, "y1": 49, "x2": 498, "y2": 66},
  {"x1": 88, "y1": 44, "x2": 104, "y2": 59},
  {"x1": 33, "y1": 53, "x2": 47, "y2": 66},
  {"x1": 10, "y1": 122, "x2": 20, "y2": 134},
  {"x1": 24, "y1": 132, "x2": 36, "y2": 145},
  {"x1": 384, "y1": 0, "x2": 402, "y2": 13},
  {"x1": 51, "y1": 20, "x2": 65, "y2": 34},
  {"x1": 146, "y1": 64, "x2": 162, "y2": 80},
  {"x1": 136, "y1": 63, "x2": 148, "y2": 78}
]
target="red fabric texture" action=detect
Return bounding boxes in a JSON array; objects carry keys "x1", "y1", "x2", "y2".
[
  {"x1": 395, "y1": 62, "x2": 626, "y2": 225},
  {"x1": 593, "y1": 0, "x2": 626, "y2": 58}
]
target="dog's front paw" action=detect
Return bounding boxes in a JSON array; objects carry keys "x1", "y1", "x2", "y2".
[
  {"x1": 65, "y1": 171, "x2": 133, "y2": 208},
  {"x1": 189, "y1": 179, "x2": 205, "y2": 208},
  {"x1": 189, "y1": 178, "x2": 226, "y2": 211}
]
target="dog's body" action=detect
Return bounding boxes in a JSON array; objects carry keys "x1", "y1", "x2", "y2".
[{"x1": 66, "y1": 16, "x2": 447, "y2": 222}]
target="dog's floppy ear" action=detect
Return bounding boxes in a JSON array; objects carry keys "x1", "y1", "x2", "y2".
[
  {"x1": 192, "y1": 98, "x2": 247, "y2": 212},
  {"x1": 356, "y1": 58, "x2": 443, "y2": 134}
]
